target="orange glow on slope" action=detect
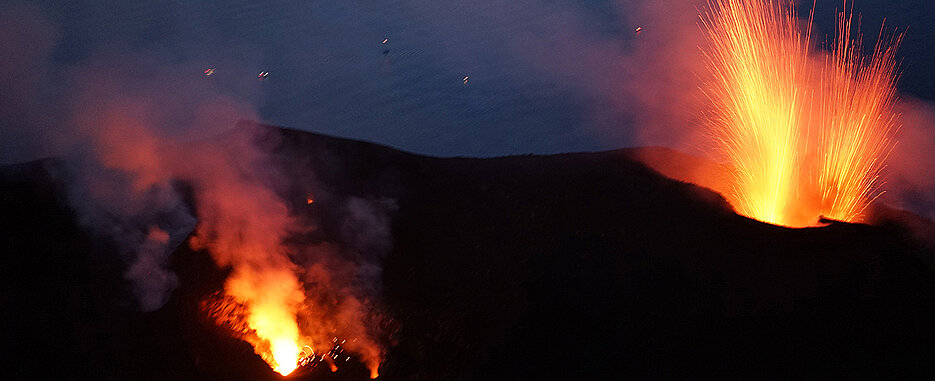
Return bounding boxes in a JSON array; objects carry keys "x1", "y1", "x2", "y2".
[
  {"x1": 700, "y1": 0, "x2": 900, "y2": 227},
  {"x1": 200, "y1": 259, "x2": 385, "y2": 378}
]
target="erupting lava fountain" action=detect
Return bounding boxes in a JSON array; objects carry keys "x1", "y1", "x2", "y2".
[{"x1": 700, "y1": 0, "x2": 901, "y2": 227}]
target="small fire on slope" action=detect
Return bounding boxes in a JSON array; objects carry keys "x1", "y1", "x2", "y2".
[
  {"x1": 202, "y1": 291, "x2": 381, "y2": 378},
  {"x1": 177, "y1": 135, "x2": 383, "y2": 379}
]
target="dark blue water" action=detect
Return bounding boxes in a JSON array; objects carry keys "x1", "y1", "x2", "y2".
[{"x1": 14, "y1": 0, "x2": 935, "y2": 159}]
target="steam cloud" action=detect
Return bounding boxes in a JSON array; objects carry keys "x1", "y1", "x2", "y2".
[
  {"x1": 886, "y1": 98, "x2": 935, "y2": 220},
  {"x1": 58, "y1": 43, "x2": 262, "y2": 311},
  {"x1": 0, "y1": 1, "x2": 390, "y2": 373}
]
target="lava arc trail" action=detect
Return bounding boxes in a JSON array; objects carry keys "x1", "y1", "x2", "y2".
[
  {"x1": 816, "y1": 9, "x2": 901, "y2": 223},
  {"x1": 700, "y1": 0, "x2": 901, "y2": 227},
  {"x1": 700, "y1": 0, "x2": 813, "y2": 226}
]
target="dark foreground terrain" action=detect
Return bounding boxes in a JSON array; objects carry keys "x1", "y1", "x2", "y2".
[{"x1": 3, "y1": 124, "x2": 935, "y2": 380}]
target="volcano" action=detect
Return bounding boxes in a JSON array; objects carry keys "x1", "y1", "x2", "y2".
[{"x1": 3, "y1": 122, "x2": 935, "y2": 379}]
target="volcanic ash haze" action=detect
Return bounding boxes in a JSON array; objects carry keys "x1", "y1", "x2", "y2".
[
  {"x1": 71, "y1": 121, "x2": 386, "y2": 376},
  {"x1": 0, "y1": 1, "x2": 390, "y2": 375},
  {"x1": 56, "y1": 51, "x2": 386, "y2": 376}
]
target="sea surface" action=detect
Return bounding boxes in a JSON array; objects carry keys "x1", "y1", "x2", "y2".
[{"x1": 22, "y1": 0, "x2": 935, "y2": 157}]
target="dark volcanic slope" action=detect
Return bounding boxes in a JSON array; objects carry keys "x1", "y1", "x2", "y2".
[{"x1": 3, "y1": 124, "x2": 935, "y2": 380}]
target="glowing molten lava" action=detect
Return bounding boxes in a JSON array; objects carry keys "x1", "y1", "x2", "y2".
[
  {"x1": 700, "y1": 0, "x2": 812, "y2": 226},
  {"x1": 701, "y1": 0, "x2": 900, "y2": 227},
  {"x1": 226, "y1": 266, "x2": 305, "y2": 376},
  {"x1": 816, "y1": 10, "x2": 901, "y2": 223},
  {"x1": 270, "y1": 338, "x2": 301, "y2": 375}
]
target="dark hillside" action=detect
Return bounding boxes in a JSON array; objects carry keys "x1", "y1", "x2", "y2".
[{"x1": 3, "y1": 124, "x2": 935, "y2": 379}]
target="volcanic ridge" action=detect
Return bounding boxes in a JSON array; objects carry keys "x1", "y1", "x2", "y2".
[{"x1": 2, "y1": 123, "x2": 935, "y2": 379}]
